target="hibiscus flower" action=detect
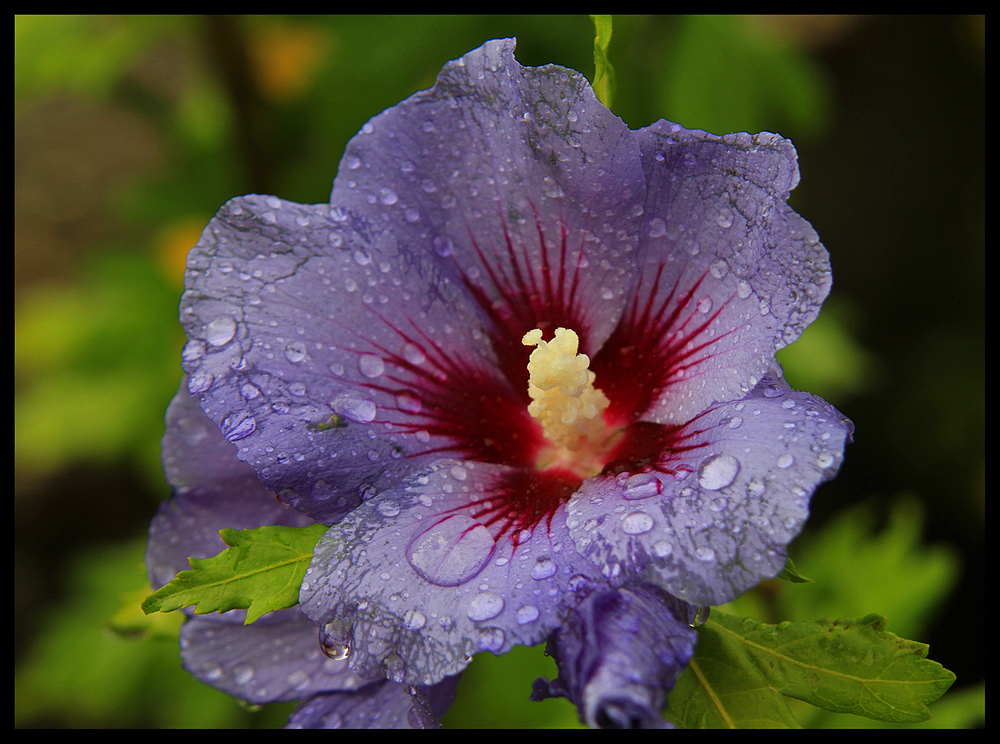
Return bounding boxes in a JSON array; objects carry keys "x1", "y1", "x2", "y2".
[{"x1": 148, "y1": 38, "x2": 852, "y2": 728}]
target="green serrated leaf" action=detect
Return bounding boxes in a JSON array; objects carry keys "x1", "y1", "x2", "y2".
[
  {"x1": 697, "y1": 611, "x2": 955, "y2": 725},
  {"x1": 141, "y1": 523, "x2": 328, "y2": 624},
  {"x1": 666, "y1": 617, "x2": 802, "y2": 729}
]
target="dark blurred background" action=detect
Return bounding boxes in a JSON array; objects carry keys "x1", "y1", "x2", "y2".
[{"x1": 15, "y1": 15, "x2": 983, "y2": 728}]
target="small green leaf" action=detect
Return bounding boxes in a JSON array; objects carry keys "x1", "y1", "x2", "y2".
[
  {"x1": 777, "y1": 557, "x2": 813, "y2": 583},
  {"x1": 142, "y1": 523, "x2": 328, "y2": 624},
  {"x1": 668, "y1": 611, "x2": 956, "y2": 728},
  {"x1": 590, "y1": 15, "x2": 616, "y2": 110}
]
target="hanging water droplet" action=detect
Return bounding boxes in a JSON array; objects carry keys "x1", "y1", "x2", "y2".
[
  {"x1": 319, "y1": 620, "x2": 351, "y2": 660},
  {"x1": 476, "y1": 627, "x2": 505, "y2": 652},
  {"x1": 698, "y1": 454, "x2": 740, "y2": 490},
  {"x1": 405, "y1": 515, "x2": 495, "y2": 587}
]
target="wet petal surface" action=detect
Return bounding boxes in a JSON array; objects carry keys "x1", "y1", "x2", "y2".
[
  {"x1": 299, "y1": 459, "x2": 604, "y2": 685},
  {"x1": 566, "y1": 369, "x2": 853, "y2": 606}
]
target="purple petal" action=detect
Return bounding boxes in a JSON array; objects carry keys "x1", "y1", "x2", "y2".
[
  {"x1": 287, "y1": 674, "x2": 459, "y2": 729},
  {"x1": 149, "y1": 383, "x2": 368, "y2": 703},
  {"x1": 177, "y1": 38, "x2": 653, "y2": 523},
  {"x1": 179, "y1": 610, "x2": 364, "y2": 704},
  {"x1": 332, "y1": 38, "x2": 647, "y2": 359},
  {"x1": 591, "y1": 124, "x2": 831, "y2": 427},
  {"x1": 565, "y1": 367, "x2": 853, "y2": 607},
  {"x1": 298, "y1": 459, "x2": 605, "y2": 685},
  {"x1": 532, "y1": 582, "x2": 697, "y2": 728},
  {"x1": 147, "y1": 380, "x2": 315, "y2": 588}
]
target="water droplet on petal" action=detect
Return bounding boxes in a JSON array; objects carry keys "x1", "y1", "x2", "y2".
[
  {"x1": 695, "y1": 546, "x2": 716, "y2": 562},
  {"x1": 698, "y1": 454, "x2": 740, "y2": 490},
  {"x1": 285, "y1": 341, "x2": 307, "y2": 363},
  {"x1": 647, "y1": 217, "x2": 667, "y2": 237},
  {"x1": 652, "y1": 540, "x2": 673, "y2": 558},
  {"x1": 466, "y1": 591, "x2": 504, "y2": 621},
  {"x1": 431, "y1": 235, "x2": 453, "y2": 257},
  {"x1": 475, "y1": 627, "x2": 505, "y2": 652},
  {"x1": 232, "y1": 663, "x2": 255, "y2": 685},
  {"x1": 531, "y1": 557, "x2": 557, "y2": 580},
  {"x1": 395, "y1": 391, "x2": 422, "y2": 414},
  {"x1": 776, "y1": 453, "x2": 795, "y2": 469},
  {"x1": 187, "y1": 371, "x2": 213, "y2": 394},
  {"x1": 405, "y1": 515, "x2": 495, "y2": 587},
  {"x1": 401, "y1": 343, "x2": 426, "y2": 365},
  {"x1": 222, "y1": 412, "x2": 256, "y2": 442},
  {"x1": 622, "y1": 511, "x2": 654, "y2": 535},
  {"x1": 358, "y1": 354, "x2": 384, "y2": 378},
  {"x1": 331, "y1": 393, "x2": 377, "y2": 423},
  {"x1": 205, "y1": 315, "x2": 237, "y2": 347},
  {"x1": 623, "y1": 472, "x2": 660, "y2": 500},
  {"x1": 515, "y1": 605, "x2": 539, "y2": 625},
  {"x1": 402, "y1": 609, "x2": 427, "y2": 630}
]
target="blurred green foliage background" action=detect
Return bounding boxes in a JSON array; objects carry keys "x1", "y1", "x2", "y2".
[{"x1": 15, "y1": 15, "x2": 984, "y2": 728}]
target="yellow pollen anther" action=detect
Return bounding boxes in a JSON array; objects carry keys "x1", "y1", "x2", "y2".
[{"x1": 522, "y1": 327, "x2": 611, "y2": 453}]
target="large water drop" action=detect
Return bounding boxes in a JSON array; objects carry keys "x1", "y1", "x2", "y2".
[
  {"x1": 405, "y1": 515, "x2": 495, "y2": 587},
  {"x1": 697, "y1": 454, "x2": 740, "y2": 491}
]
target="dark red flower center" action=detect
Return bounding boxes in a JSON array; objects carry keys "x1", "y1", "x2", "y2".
[{"x1": 351, "y1": 214, "x2": 725, "y2": 544}]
